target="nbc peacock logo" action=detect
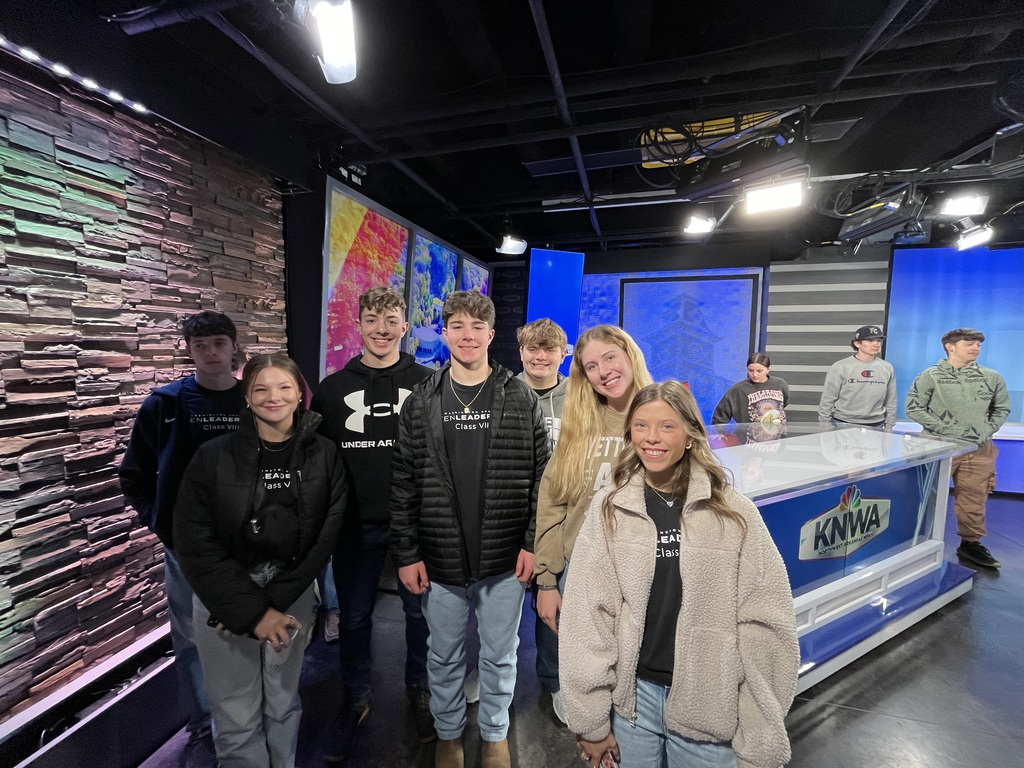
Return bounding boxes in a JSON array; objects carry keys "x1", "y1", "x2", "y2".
[{"x1": 798, "y1": 484, "x2": 891, "y2": 560}]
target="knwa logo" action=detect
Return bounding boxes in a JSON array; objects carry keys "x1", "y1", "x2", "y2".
[{"x1": 798, "y1": 485, "x2": 890, "y2": 560}]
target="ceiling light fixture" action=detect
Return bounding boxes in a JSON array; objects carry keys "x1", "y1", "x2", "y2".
[
  {"x1": 940, "y1": 194, "x2": 989, "y2": 217},
  {"x1": 0, "y1": 31, "x2": 148, "y2": 115},
  {"x1": 495, "y1": 216, "x2": 528, "y2": 255},
  {"x1": 296, "y1": 0, "x2": 357, "y2": 84},
  {"x1": 954, "y1": 217, "x2": 993, "y2": 250},
  {"x1": 745, "y1": 177, "x2": 805, "y2": 214},
  {"x1": 683, "y1": 214, "x2": 717, "y2": 234}
]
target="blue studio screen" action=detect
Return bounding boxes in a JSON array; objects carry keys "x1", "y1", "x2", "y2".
[
  {"x1": 579, "y1": 268, "x2": 762, "y2": 422},
  {"x1": 886, "y1": 246, "x2": 1023, "y2": 422}
]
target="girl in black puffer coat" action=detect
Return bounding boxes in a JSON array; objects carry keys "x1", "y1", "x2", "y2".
[{"x1": 174, "y1": 353, "x2": 347, "y2": 768}]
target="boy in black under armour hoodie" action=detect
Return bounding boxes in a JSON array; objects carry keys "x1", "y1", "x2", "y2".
[{"x1": 311, "y1": 287, "x2": 433, "y2": 759}]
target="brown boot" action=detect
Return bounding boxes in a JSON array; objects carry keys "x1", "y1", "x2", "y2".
[
  {"x1": 481, "y1": 738, "x2": 511, "y2": 768},
  {"x1": 435, "y1": 737, "x2": 464, "y2": 768}
]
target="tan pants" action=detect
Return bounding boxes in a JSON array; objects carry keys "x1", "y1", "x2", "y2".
[{"x1": 950, "y1": 439, "x2": 998, "y2": 542}]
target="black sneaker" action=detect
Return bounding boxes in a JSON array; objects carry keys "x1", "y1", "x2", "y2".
[
  {"x1": 323, "y1": 699, "x2": 371, "y2": 763},
  {"x1": 179, "y1": 724, "x2": 215, "y2": 768},
  {"x1": 406, "y1": 684, "x2": 437, "y2": 744},
  {"x1": 957, "y1": 540, "x2": 1001, "y2": 569}
]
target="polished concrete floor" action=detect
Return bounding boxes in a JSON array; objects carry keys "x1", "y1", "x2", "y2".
[{"x1": 143, "y1": 495, "x2": 1024, "y2": 767}]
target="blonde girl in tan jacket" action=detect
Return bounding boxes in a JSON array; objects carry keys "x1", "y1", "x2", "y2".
[
  {"x1": 560, "y1": 381, "x2": 798, "y2": 768},
  {"x1": 532, "y1": 325, "x2": 652, "y2": 722}
]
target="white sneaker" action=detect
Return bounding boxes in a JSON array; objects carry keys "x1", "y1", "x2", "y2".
[
  {"x1": 464, "y1": 668, "x2": 480, "y2": 704},
  {"x1": 551, "y1": 690, "x2": 567, "y2": 725}
]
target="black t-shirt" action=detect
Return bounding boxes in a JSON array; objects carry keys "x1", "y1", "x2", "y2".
[
  {"x1": 637, "y1": 484, "x2": 683, "y2": 687},
  {"x1": 180, "y1": 377, "x2": 244, "y2": 448},
  {"x1": 441, "y1": 371, "x2": 493, "y2": 580},
  {"x1": 243, "y1": 439, "x2": 300, "y2": 565}
]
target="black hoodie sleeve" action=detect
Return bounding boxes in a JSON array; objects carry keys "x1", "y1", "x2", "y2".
[{"x1": 174, "y1": 441, "x2": 271, "y2": 634}]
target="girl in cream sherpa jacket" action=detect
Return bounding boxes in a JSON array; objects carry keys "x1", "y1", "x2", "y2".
[{"x1": 559, "y1": 465, "x2": 799, "y2": 768}]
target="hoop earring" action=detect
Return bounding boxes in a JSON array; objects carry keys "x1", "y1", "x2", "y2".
[{"x1": 686, "y1": 442, "x2": 693, "y2": 450}]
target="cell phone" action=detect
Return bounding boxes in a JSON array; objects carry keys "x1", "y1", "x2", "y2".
[{"x1": 206, "y1": 615, "x2": 220, "y2": 628}]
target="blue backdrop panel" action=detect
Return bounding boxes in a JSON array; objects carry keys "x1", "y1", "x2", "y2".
[
  {"x1": 759, "y1": 465, "x2": 935, "y2": 596},
  {"x1": 527, "y1": 248, "x2": 584, "y2": 376},
  {"x1": 613, "y1": 273, "x2": 760, "y2": 422},
  {"x1": 887, "y1": 246, "x2": 1024, "y2": 422}
]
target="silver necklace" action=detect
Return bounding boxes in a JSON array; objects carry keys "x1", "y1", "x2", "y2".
[
  {"x1": 648, "y1": 484, "x2": 677, "y2": 508},
  {"x1": 450, "y1": 373, "x2": 487, "y2": 414},
  {"x1": 260, "y1": 435, "x2": 294, "y2": 453}
]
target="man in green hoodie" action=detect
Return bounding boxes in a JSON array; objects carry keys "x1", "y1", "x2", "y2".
[{"x1": 906, "y1": 328, "x2": 1010, "y2": 569}]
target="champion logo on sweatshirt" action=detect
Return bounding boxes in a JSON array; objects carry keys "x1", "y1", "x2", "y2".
[{"x1": 343, "y1": 388, "x2": 413, "y2": 433}]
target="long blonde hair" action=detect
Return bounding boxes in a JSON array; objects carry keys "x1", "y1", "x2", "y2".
[
  {"x1": 602, "y1": 381, "x2": 747, "y2": 533},
  {"x1": 547, "y1": 325, "x2": 653, "y2": 507}
]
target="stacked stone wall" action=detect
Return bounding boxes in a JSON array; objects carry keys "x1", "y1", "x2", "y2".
[{"x1": 0, "y1": 68, "x2": 287, "y2": 720}]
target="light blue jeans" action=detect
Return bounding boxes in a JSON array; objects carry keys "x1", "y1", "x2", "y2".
[
  {"x1": 421, "y1": 571, "x2": 526, "y2": 742},
  {"x1": 613, "y1": 678, "x2": 737, "y2": 768},
  {"x1": 164, "y1": 548, "x2": 213, "y2": 733}
]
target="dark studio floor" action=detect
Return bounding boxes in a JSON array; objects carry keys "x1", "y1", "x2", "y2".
[{"x1": 141, "y1": 495, "x2": 1024, "y2": 768}]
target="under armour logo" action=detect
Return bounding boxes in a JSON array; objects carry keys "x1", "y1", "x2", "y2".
[{"x1": 343, "y1": 388, "x2": 411, "y2": 433}]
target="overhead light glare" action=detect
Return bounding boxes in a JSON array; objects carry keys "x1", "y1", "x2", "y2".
[
  {"x1": 745, "y1": 178, "x2": 804, "y2": 214},
  {"x1": 52, "y1": 62, "x2": 71, "y2": 77},
  {"x1": 108, "y1": 90, "x2": 124, "y2": 103},
  {"x1": 131, "y1": 102, "x2": 148, "y2": 113},
  {"x1": 496, "y1": 234, "x2": 528, "y2": 256},
  {"x1": 955, "y1": 217, "x2": 993, "y2": 250},
  {"x1": 309, "y1": 0, "x2": 357, "y2": 84},
  {"x1": 19, "y1": 47, "x2": 40, "y2": 62},
  {"x1": 941, "y1": 194, "x2": 988, "y2": 217},
  {"x1": 82, "y1": 77, "x2": 99, "y2": 90},
  {"x1": 683, "y1": 215, "x2": 717, "y2": 234}
]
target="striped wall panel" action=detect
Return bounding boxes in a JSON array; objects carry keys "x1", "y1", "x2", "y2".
[{"x1": 766, "y1": 247, "x2": 891, "y2": 421}]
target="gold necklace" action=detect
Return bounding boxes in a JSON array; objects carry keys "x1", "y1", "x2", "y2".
[
  {"x1": 648, "y1": 484, "x2": 677, "y2": 508},
  {"x1": 449, "y1": 372, "x2": 488, "y2": 413}
]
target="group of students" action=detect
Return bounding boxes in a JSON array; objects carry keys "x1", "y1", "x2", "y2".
[
  {"x1": 117, "y1": 286, "x2": 1007, "y2": 768},
  {"x1": 710, "y1": 322, "x2": 1009, "y2": 570}
]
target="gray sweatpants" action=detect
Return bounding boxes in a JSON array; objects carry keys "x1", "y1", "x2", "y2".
[{"x1": 192, "y1": 582, "x2": 316, "y2": 768}]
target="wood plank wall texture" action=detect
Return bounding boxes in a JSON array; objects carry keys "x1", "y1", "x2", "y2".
[{"x1": 0, "y1": 68, "x2": 287, "y2": 720}]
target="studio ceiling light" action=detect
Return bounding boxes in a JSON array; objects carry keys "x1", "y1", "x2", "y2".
[
  {"x1": 495, "y1": 217, "x2": 528, "y2": 255},
  {"x1": 683, "y1": 215, "x2": 717, "y2": 234},
  {"x1": 954, "y1": 217, "x2": 993, "y2": 250},
  {"x1": 296, "y1": 0, "x2": 357, "y2": 84},
  {"x1": 745, "y1": 178, "x2": 805, "y2": 214},
  {"x1": 0, "y1": 32, "x2": 146, "y2": 113},
  {"x1": 941, "y1": 194, "x2": 989, "y2": 217}
]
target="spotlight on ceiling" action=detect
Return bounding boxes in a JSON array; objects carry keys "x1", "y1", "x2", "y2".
[
  {"x1": 495, "y1": 217, "x2": 528, "y2": 255},
  {"x1": 296, "y1": 0, "x2": 357, "y2": 84},
  {"x1": 744, "y1": 177, "x2": 805, "y2": 214},
  {"x1": 683, "y1": 214, "x2": 717, "y2": 234},
  {"x1": 954, "y1": 217, "x2": 993, "y2": 250},
  {"x1": 940, "y1": 194, "x2": 989, "y2": 217}
]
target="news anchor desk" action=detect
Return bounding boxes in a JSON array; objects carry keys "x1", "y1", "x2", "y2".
[{"x1": 710, "y1": 424, "x2": 976, "y2": 694}]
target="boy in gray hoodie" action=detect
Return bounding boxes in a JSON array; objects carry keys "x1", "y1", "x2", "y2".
[
  {"x1": 818, "y1": 325, "x2": 897, "y2": 428},
  {"x1": 515, "y1": 318, "x2": 570, "y2": 721},
  {"x1": 906, "y1": 328, "x2": 1010, "y2": 569}
]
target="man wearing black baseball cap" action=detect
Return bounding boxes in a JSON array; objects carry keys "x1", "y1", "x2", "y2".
[{"x1": 818, "y1": 325, "x2": 897, "y2": 429}]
